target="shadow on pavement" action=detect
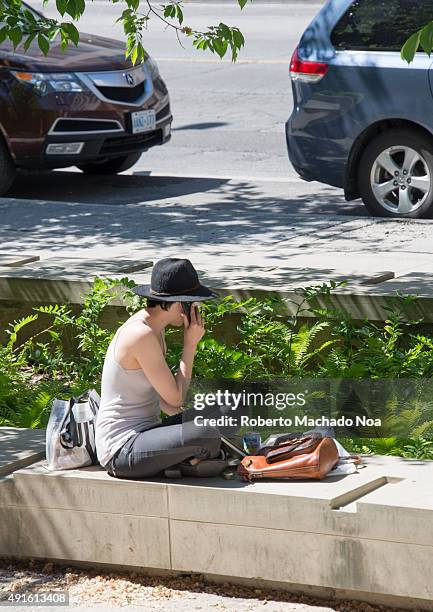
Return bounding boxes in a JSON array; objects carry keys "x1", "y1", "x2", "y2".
[
  {"x1": 9, "y1": 171, "x2": 229, "y2": 205},
  {"x1": 0, "y1": 170, "x2": 371, "y2": 254},
  {"x1": 173, "y1": 122, "x2": 230, "y2": 131},
  {"x1": 8, "y1": 170, "x2": 366, "y2": 216}
]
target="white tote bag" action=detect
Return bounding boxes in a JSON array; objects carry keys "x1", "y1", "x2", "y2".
[{"x1": 46, "y1": 389, "x2": 100, "y2": 470}]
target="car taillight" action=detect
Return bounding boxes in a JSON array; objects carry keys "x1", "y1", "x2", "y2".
[{"x1": 290, "y1": 47, "x2": 329, "y2": 82}]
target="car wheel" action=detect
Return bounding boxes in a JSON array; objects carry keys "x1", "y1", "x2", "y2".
[
  {"x1": 77, "y1": 153, "x2": 142, "y2": 175},
  {"x1": 0, "y1": 138, "x2": 16, "y2": 195},
  {"x1": 358, "y1": 129, "x2": 433, "y2": 218}
]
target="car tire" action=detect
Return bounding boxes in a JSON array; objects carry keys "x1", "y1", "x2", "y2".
[
  {"x1": 77, "y1": 153, "x2": 142, "y2": 175},
  {"x1": 358, "y1": 129, "x2": 433, "y2": 219},
  {"x1": 0, "y1": 138, "x2": 16, "y2": 195}
]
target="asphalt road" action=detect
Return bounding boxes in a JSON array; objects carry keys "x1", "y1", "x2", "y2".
[
  {"x1": 16, "y1": 2, "x2": 363, "y2": 215},
  {"x1": 27, "y1": 1, "x2": 320, "y2": 181}
]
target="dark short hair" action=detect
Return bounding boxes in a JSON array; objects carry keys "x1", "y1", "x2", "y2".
[{"x1": 146, "y1": 298, "x2": 173, "y2": 311}]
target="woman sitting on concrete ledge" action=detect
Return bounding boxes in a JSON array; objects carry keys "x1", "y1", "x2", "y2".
[{"x1": 95, "y1": 258, "x2": 222, "y2": 479}]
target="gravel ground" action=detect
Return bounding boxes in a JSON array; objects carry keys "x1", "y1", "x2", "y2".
[{"x1": 0, "y1": 559, "x2": 405, "y2": 612}]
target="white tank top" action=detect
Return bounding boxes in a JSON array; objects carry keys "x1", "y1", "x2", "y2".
[{"x1": 95, "y1": 318, "x2": 164, "y2": 468}]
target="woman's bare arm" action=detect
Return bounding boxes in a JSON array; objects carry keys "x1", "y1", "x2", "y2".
[
  {"x1": 158, "y1": 396, "x2": 183, "y2": 416},
  {"x1": 133, "y1": 306, "x2": 204, "y2": 412}
]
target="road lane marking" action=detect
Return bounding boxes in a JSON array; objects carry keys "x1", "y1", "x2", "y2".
[{"x1": 155, "y1": 57, "x2": 288, "y2": 64}]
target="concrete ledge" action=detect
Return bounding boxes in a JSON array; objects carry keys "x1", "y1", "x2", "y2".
[
  {"x1": 14, "y1": 507, "x2": 170, "y2": 569},
  {"x1": 170, "y1": 520, "x2": 433, "y2": 601},
  {"x1": 2, "y1": 455, "x2": 433, "y2": 609},
  {"x1": 1, "y1": 258, "x2": 432, "y2": 323},
  {"x1": 0, "y1": 266, "x2": 425, "y2": 323},
  {"x1": 0, "y1": 427, "x2": 46, "y2": 556},
  {"x1": 0, "y1": 427, "x2": 45, "y2": 477}
]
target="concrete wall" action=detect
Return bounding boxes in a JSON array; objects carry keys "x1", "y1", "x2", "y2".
[{"x1": 2, "y1": 456, "x2": 433, "y2": 610}]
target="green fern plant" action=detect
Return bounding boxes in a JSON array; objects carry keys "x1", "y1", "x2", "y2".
[
  {"x1": 401, "y1": 438, "x2": 433, "y2": 460},
  {"x1": 292, "y1": 321, "x2": 335, "y2": 372}
]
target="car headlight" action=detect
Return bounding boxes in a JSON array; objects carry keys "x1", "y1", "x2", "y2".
[
  {"x1": 11, "y1": 71, "x2": 87, "y2": 95},
  {"x1": 145, "y1": 57, "x2": 160, "y2": 80}
]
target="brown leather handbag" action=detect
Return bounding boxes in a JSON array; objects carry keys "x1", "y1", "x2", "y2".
[{"x1": 237, "y1": 435, "x2": 339, "y2": 481}]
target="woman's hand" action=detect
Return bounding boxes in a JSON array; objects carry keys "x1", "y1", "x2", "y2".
[{"x1": 182, "y1": 303, "x2": 205, "y2": 347}]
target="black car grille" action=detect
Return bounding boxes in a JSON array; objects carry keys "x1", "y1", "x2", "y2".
[
  {"x1": 100, "y1": 129, "x2": 163, "y2": 155},
  {"x1": 53, "y1": 119, "x2": 121, "y2": 133},
  {"x1": 96, "y1": 82, "x2": 145, "y2": 103}
]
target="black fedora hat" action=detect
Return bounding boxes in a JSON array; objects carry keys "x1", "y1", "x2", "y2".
[{"x1": 132, "y1": 258, "x2": 218, "y2": 302}]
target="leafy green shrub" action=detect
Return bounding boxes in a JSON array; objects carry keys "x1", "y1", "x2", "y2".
[
  {"x1": 340, "y1": 436, "x2": 433, "y2": 461},
  {"x1": 2, "y1": 276, "x2": 433, "y2": 459},
  {"x1": 0, "y1": 277, "x2": 139, "y2": 427}
]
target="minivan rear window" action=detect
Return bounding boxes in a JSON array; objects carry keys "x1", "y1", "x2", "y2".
[{"x1": 331, "y1": 0, "x2": 433, "y2": 52}]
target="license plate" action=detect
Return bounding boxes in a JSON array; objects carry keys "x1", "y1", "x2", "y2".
[{"x1": 131, "y1": 109, "x2": 156, "y2": 134}]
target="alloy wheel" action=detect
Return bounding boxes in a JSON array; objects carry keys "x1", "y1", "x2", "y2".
[{"x1": 370, "y1": 145, "x2": 431, "y2": 215}]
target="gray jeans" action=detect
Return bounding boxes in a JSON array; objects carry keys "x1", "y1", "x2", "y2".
[{"x1": 104, "y1": 408, "x2": 223, "y2": 479}]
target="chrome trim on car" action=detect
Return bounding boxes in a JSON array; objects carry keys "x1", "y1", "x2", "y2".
[
  {"x1": 156, "y1": 112, "x2": 172, "y2": 125},
  {"x1": 156, "y1": 117, "x2": 171, "y2": 128},
  {"x1": 48, "y1": 117, "x2": 124, "y2": 136},
  {"x1": 46, "y1": 142, "x2": 85, "y2": 155},
  {"x1": 76, "y1": 65, "x2": 153, "y2": 107}
]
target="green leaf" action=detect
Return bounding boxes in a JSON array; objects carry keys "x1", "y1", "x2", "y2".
[
  {"x1": 118, "y1": 8, "x2": 133, "y2": 21},
  {"x1": 63, "y1": 22, "x2": 79, "y2": 45},
  {"x1": 163, "y1": 4, "x2": 176, "y2": 18},
  {"x1": 56, "y1": 0, "x2": 67, "y2": 16},
  {"x1": 130, "y1": 44, "x2": 138, "y2": 65},
  {"x1": 238, "y1": 0, "x2": 248, "y2": 8},
  {"x1": 135, "y1": 43, "x2": 145, "y2": 63},
  {"x1": 23, "y1": 9, "x2": 37, "y2": 23},
  {"x1": 0, "y1": 27, "x2": 8, "y2": 44},
  {"x1": 37, "y1": 32, "x2": 50, "y2": 55},
  {"x1": 219, "y1": 23, "x2": 231, "y2": 40},
  {"x1": 232, "y1": 28, "x2": 244, "y2": 49},
  {"x1": 77, "y1": 0, "x2": 86, "y2": 15},
  {"x1": 401, "y1": 30, "x2": 421, "y2": 63},
  {"x1": 23, "y1": 31, "x2": 37, "y2": 51},
  {"x1": 67, "y1": 0, "x2": 85, "y2": 18},
  {"x1": 420, "y1": 22, "x2": 433, "y2": 55},
  {"x1": 60, "y1": 30, "x2": 68, "y2": 51},
  {"x1": 213, "y1": 37, "x2": 228, "y2": 59},
  {"x1": 193, "y1": 36, "x2": 207, "y2": 50},
  {"x1": 176, "y1": 4, "x2": 183, "y2": 25},
  {"x1": 8, "y1": 26, "x2": 23, "y2": 47}
]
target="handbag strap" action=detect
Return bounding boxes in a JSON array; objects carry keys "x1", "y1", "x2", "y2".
[
  {"x1": 59, "y1": 398, "x2": 75, "y2": 449},
  {"x1": 263, "y1": 432, "x2": 323, "y2": 464},
  {"x1": 83, "y1": 421, "x2": 98, "y2": 464},
  {"x1": 59, "y1": 397, "x2": 80, "y2": 449}
]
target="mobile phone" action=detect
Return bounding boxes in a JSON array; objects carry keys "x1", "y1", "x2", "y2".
[
  {"x1": 181, "y1": 302, "x2": 192, "y2": 323},
  {"x1": 181, "y1": 302, "x2": 200, "y2": 323}
]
